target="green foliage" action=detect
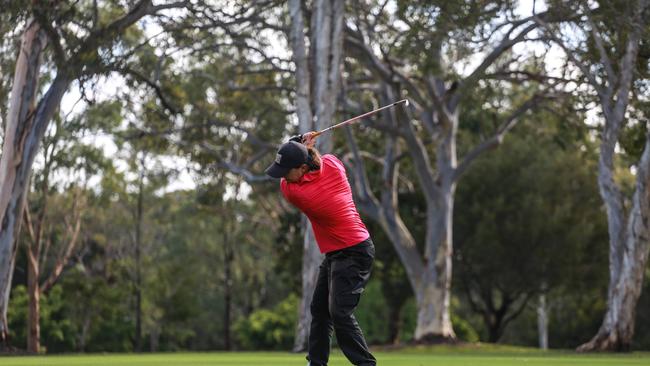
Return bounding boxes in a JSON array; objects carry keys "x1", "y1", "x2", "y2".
[
  {"x1": 7, "y1": 285, "x2": 76, "y2": 353},
  {"x1": 355, "y1": 280, "x2": 389, "y2": 344},
  {"x1": 177, "y1": 53, "x2": 291, "y2": 172},
  {"x1": 397, "y1": 297, "x2": 418, "y2": 344},
  {"x1": 272, "y1": 210, "x2": 304, "y2": 294},
  {"x1": 362, "y1": 217, "x2": 418, "y2": 344},
  {"x1": 451, "y1": 297, "x2": 480, "y2": 343},
  {"x1": 393, "y1": 0, "x2": 516, "y2": 75},
  {"x1": 453, "y1": 119, "x2": 609, "y2": 344},
  {"x1": 620, "y1": 121, "x2": 649, "y2": 166},
  {"x1": 233, "y1": 294, "x2": 298, "y2": 350},
  {"x1": 58, "y1": 266, "x2": 135, "y2": 352}
]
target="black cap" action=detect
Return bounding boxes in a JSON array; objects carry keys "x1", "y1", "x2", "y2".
[{"x1": 265, "y1": 141, "x2": 309, "y2": 178}]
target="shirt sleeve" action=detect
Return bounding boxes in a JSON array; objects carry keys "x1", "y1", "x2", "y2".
[{"x1": 323, "y1": 154, "x2": 346, "y2": 173}]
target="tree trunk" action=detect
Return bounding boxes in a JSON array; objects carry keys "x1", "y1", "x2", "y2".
[
  {"x1": 345, "y1": 86, "x2": 458, "y2": 343},
  {"x1": 579, "y1": 134, "x2": 650, "y2": 351},
  {"x1": 414, "y1": 278, "x2": 455, "y2": 342},
  {"x1": 288, "y1": 0, "x2": 345, "y2": 352},
  {"x1": 223, "y1": 230, "x2": 233, "y2": 351},
  {"x1": 414, "y1": 199, "x2": 456, "y2": 342},
  {"x1": 0, "y1": 72, "x2": 69, "y2": 345},
  {"x1": 0, "y1": 20, "x2": 50, "y2": 346},
  {"x1": 27, "y1": 248, "x2": 40, "y2": 353},
  {"x1": 537, "y1": 293, "x2": 549, "y2": 350},
  {"x1": 486, "y1": 317, "x2": 504, "y2": 344},
  {"x1": 134, "y1": 165, "x2": 144, "y2": 352},
  {"x1": 78, "y1": 313, "x2": 91, "y2": 352},
  {"x1": 576, "y1": 0, "x2": 650, "y2": 349},
  {"x1": 375, "y1": 173, "x2": 457, "y2": 343},
  {"x1": 414, "y1": 116, "x2": 458, "y2": 342},
  {"x1": 293, "y1": 224, "x2": 322, "y2": 352},
  {"x1": 288, "y1": 0, "x2": 315, "y2": 351},
  {"x1": 344, "y1": 124, "x2": 423, "y2": 345}
]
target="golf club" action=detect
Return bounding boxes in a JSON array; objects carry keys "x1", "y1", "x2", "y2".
[{"x1": 312, "y1": 99, "x2": 409, "y2": 137}]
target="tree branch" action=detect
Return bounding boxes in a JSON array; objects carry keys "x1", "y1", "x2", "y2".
[
  {"x1": 453, "y1": 94, "x2": 545, "y2": 182},
  {"x1": 72, "y1": 0, "x2": 188, "y2": 71},
  {"x1": 344, "y1": 29, "x2": 428, "y2": 110},
  {"x1": 191, "y1": 142, "x2": 273, "y2": 183},
  {"x1": 533, "y1": 13, "x2": 605, "y2": 99},
  {"x1": 583, "y1": 5, "x2": 617, "y2": 94},
  {"x1": 502, "y1": 292, "x2": 536, "y2": 327},
  {"x1": 215, "y1": 161, "x2": 273, "y2": 183},
  {"x1": 114, "y1": 65, "x2": 180, "y2": 114},
  {"x1": 41, "y1": 190, "x2": 84, "y2": 293},
  {"x1": 450, "y1": 22, "x2": 538, "y2": 110},
  {"x1": 342, "y1": 126, "x2": 380, "y2": 214}
]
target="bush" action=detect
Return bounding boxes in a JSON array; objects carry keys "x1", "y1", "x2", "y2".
[
  {"x1": 355, "y1": 279, "x2": 389, "y2": 344},
  {"x1": 7, "y1": 285, "x2": 75, "y2": 352},
  {"x1": 234, "y1": 294, "x2": 298, "y2": 350},
  {"x1": 452, "y1": 312, "x2": 480, "y2": 343}
]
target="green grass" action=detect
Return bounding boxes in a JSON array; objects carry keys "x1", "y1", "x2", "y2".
[{"x1": 1, "y1": 345, "x2": 649, "y2": 366}]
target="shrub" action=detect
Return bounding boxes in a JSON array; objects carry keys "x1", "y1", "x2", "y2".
[{"x1": 234, "y1": 294, "x2": 298, "y2": 350}]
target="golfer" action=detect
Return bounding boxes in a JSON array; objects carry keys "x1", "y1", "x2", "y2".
[{"x1": 265, "y1": 132, "x2": 376, "y2": 366}]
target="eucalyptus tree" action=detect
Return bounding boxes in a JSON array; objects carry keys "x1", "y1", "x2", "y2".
[
  {"x1": 286, "y1": 0, "x2": 348, "y2": 351},
  {"x1": 0, "y1": 5, "x2": 23, "y2": 133},
  {"x1": 340, "y1": 1, "x2": 566, "y2": 342},
  {"x1": 535, "y1": 0, "x2": 650, "y2": 352},
  {"x1": 0, "y1": 0, "x2": 195, "y2": 344}
]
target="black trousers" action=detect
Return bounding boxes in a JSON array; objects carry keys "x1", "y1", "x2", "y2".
[{"x1": 307, "y1": 238, "x2": 376, "y2": 366}]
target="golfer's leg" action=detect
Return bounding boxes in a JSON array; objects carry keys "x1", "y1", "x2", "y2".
[
  {"x1": 308, "y1": 259, "x2": 334, "y2": 366},
  {"x1": 330, "y1": 257, "x2": 376, "y2": 366}
]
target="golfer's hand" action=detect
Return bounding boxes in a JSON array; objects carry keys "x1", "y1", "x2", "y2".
[{"x1": 303, "y1": 131, "x2": 318, "y2": 148}]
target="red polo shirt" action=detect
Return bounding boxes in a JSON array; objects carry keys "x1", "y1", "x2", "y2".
[{"x1": 280, "y1": 154, "x2": 370, "y2": 253}]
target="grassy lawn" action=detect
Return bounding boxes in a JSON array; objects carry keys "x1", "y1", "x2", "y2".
[{"x1": 1, "y1": 345, "x2": 649, "y2": 366}]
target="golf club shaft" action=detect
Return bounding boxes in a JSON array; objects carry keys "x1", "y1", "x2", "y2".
[{"x1": 313, "y1": 99, "x2": 408, "y2": 137}]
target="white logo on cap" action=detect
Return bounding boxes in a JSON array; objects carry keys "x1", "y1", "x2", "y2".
[{"x1": 275, "y1": 153, "x2": 282, "y2": 164}]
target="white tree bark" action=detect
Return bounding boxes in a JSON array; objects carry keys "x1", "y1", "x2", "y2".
[
  {"x1": 293, "y1": 221, "x2": 322, "y2": 352},
  {"x1": 415, "y1": 187, "x2": 456, "y2": 341},
  {"x1": 571, "y1": 0, "x2": 650, "y2": 351},
  {"x1": 288, "y1": 0, "x2": 345, "y2": 352},
  {"x1": 0, "y1": 72, "x2": 70, "y2": 343},
  {"x1": 0, "y1": 20, "x2": 47, "y2": 345},
  {"x1": 579, "y1": 133, "x2": 650, "y2": 351},
  {"x1": 537, "y1": 293, "x2": 549, "y2": 350},
  {"x1": 418, "y1": 110, "x2": 458, "y2": 340}
]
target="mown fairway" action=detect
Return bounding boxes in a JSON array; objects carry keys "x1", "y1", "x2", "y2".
[{"x1": 1, "y1": 347, "x2": 649, "y2": 366}]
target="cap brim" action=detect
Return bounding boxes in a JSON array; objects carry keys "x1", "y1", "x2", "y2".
[{"x1": 265, "y1": 162, "x2": 291, "y2": 178}]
